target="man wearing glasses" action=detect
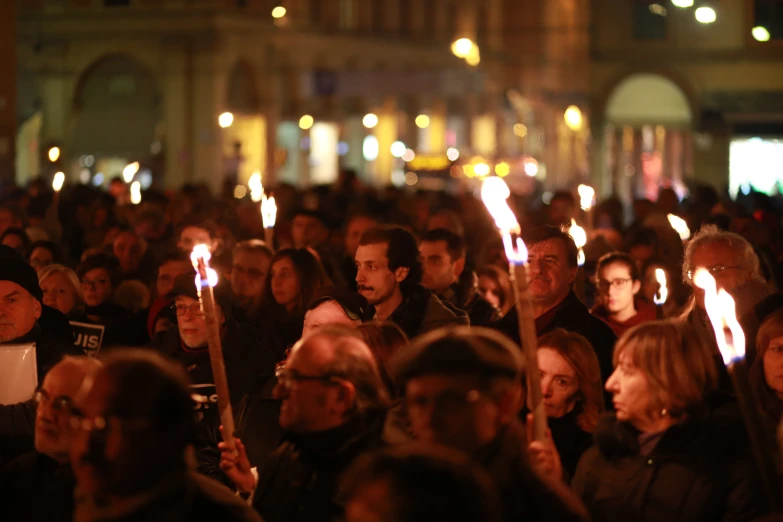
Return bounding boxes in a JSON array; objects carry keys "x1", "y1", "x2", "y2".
[
  {"x1": 591, "y1": 252, "x2": 656, "y2": 338},
  {"x1": 155, "y1": 274, "x2": 278, "y2": 487},
  {"x1": 218, "y1": 325, "x2": 390, "y2": 522},
  {"x1": 0, "y1": 356, "x2": 101, "y2": 521},
  {"x1": 682, "y1": 224, "x2": 772, "y2": 366}
]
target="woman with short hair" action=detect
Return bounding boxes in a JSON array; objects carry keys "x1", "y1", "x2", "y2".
[
  {"x1": 38, "y1": 264, "x2": 83, "y2": 318},
  {"x1": 572, "y1": 320, "x2": 767, "y2": 522}
]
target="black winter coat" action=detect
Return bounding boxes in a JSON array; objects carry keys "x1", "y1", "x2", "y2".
[
  {"x1": 252, "y1": 411, "x2": 386, "y2": 522},
  {"x1": 154, "y1": 318, "x2": 278, "y2": 485},
  {"x1": 476, "y1": 420, "x2": 589, "y2": 522},
  {"x1": 0, "y1": 451, "x2": 74, "y2": 522},
  {"x1": 572, "y1": 413, "x2": 768, "y2": 522},
  {"x1": 378, "y1": 284, "x2": 469, "y2": 340},
  {"x1": 493, "y1": 291, "x2": 617, "y2": 386}
]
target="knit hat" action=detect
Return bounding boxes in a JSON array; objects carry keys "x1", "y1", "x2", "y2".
[{"x1": 0, "y1": 245, "x2": 43, "y2": 302}]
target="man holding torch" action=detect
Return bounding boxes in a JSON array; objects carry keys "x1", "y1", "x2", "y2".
[{"x1": 154, "y1": 273, "x2": 278, "y2": 486}]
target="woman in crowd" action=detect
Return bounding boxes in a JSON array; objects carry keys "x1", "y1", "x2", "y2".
[
  {"x1": 260, "y1": 248, "x2": 331, "y2": 350},
  {"x1": 38, "y1": 264, "x2": 83, "y2": 318},
  {"x1": 357, "y1": 321, "x2": 411, "y2": 444},
  {"x1": 75, "y1": 252, "x2": 129, "y2": 325},
  {"x1": 751, "y1": 308, "x2": 783, "y2": 432},
  {"x1": 573, "y1": 320, "x2": 767, "y2": 522},
  {"x1": 27, "y1": 240, "x2": 64, "y2": 272},
  {"x1": 477, "y1": 265, "x2": 513, "y2": 318},
  {"x1": 532, "y1": 329, "x2": 604, "y2": 479}
]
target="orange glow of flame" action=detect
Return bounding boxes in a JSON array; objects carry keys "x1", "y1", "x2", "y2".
[
  {"x1": 668, "y1": 214, "x2": 691, "y2": 241},
  {"x1": 262, "y1": 194, "x2": 277, "y2": 228},
  {"x1": 654, "y1": 268, "x2": 668, "y2": 305},
  {"x1": 693, "y1": 268, "x2": 745, "y2": 365},
  {"x1": 577, "y1": 248, "x2": 585, "y2": 267},
  {"x1": 578, "y1": 184, "x2": 595, "y2": 211},
  {"x1": 190, "y1": 244, "x2": 219, "y2": 288},
  {"x1": 568, "y1": 219, "x2": 587, "y2": 248},
  {"x1": 481, "y1": 177, "x2": 527, "y2": 264}
]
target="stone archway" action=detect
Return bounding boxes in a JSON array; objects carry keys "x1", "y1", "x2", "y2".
[{"x1": 68, "y1": 55, "x2": 161, "y2": 167}]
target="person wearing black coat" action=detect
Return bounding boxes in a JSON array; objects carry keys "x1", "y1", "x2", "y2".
[
  {"x1": 572, "y1": 321, "x2": 769, "y2": 522},
  {"x1": 218, "y1": 327, "x2": 390, "y2": 522},
  {"x1": 490, "y1": 226, "x2": 617, "y2": 386},
  {"x1": 154, "y1": 275, "x2": 278, "y2": 486}
]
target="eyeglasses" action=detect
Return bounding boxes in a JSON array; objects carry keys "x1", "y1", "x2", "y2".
[
  {"x1": 686, "y1": 264, "x2": 740, "y2": 281},
  {"x1": 34, "y1": 390, "x2": 77, "y2": 415},
  {"x1": 275, "y1": 364, "x2": 342, "y2": 388},
  {"x1": 596, "y1": 278, "x2": 631, "y2": 291},
  {"x1": 172, "y1": 303, "x2": 204, "y2": 317},
  {"x1": 69, "y1": 414, "x2": 151, "y2": 434},
  {"x1": 405, "y1": 389, "x2": 482, "y2": 412}
]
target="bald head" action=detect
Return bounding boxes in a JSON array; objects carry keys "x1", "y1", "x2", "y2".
[
  {"x1": 35, "y1": 356, "x2": 102, "y2": 462},
  {"x1": 276, "y1": 326, "x2": 389, "y2": 433}
]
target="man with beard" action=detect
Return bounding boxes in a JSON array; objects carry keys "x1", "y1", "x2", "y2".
[
  {"x1": 69, "y1": 350, "x2": 262, "y2": 521},
  {"x1": 229, "y1": 240, "x2": 274, "y2": 321},
  {"x1": 0, "y1": 357, "x2": 101, "y2": 521},
  {"x1": 355, "y1": 226, "x2": 467, "y2": 339}
]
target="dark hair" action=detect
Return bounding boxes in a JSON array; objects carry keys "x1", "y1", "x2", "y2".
[
  {"x1": 100, "y1": 350, "x2": 197, "y2": 457},
  {"x1": 155, "y1": 250, "x2": 190, "y2": 271},
  {"x1": 77, "y1": 253, "x2": 123, "y2": 288},
  {"x1": 596, "y1": 251, "x2": 641, "y2": 282},
  {"x1": 0, "y1": 227, "x2": 31, "y2": 254},
  {"x1": 27, "y1": 240, "x2": 64, "y2": 265},
  {"x1": 0, "y1": 203, "x2": 28, "y2": 228},
  {"x1": 550, "y1": 191, "x2": 576, "y2": 206},
  {"x1": 234, "y1": 239, "x2": 274, "y2": 259},
  {"x1": 421, "y1": 228, "x2": 466, "y2": 262},
  {"x1": 177, "y1": 215, "x2": 219, "y2": 240},
  {"x1": 523, "y1": 225, "x2": 579, "y2": 269},
  {"x1": 476, "y1": 265, "x2": 513, "y2": 315},
  {"x1": 624, "y1": 227, "x2": 660, "y2": 251},
  {"x1": 262, "y1": 248, "x2": 330, "y2": 316},
  {"x1": 359, "y1": 226, "x2": 423, "y2": 290},
  {"x1": 341, "y1": 445, "x2": 501, "y2": 522},
  {"x1": 357, "y1": 322, "x2": 410, "y2": 398}
]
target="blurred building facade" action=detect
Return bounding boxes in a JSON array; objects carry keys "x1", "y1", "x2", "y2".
[
  {"x1": 590, "y1": 0, "x2": 783, "y2": 202},
  {"x1": 16, "y1": 0, "x2": 530, "y2": 191}
]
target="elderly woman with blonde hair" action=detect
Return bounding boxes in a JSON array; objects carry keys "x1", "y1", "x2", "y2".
[
  {"x1": 572, "y1": 320, "x2": 767, "y2": 522},
  {"x1": 38, "y1": 264, "x2": 84, "y2": 318}
]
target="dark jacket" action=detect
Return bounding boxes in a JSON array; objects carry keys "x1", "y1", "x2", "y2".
[
  {"x1": 591, "y1": 300, "x2": 658, "y2": 339},
  {"x1": 572, "y1": 413, "x2": 767, "y2": 522},
  {"x1": 521, "y1": 404, "x2": 594, "y2": 481},
  {"x1": 154, "y1": 318, "x2": 278, "y2": 485},
  {"x1": 73, "y1": 471, "x2": 262, "y2": 522},
  {"x1": 378, "y1": 284, "x2": 469, "y2": 340},
  {"x1": 475, "y1": 420, "x2": 589, "y2": 522},
  {"x1": 0, "y1": 451, "x2": 74, "y2": 522},
  {"x1": 494, "y1": 291, "x2": 617, "y2": 385},
  {"x1": 439, "y1": 281, "x2": 500, "y2": 328},
  {"x1": 235, "y1": 374, "x2": 283, "y2": 471},
  {"x1": 253, "y1": 411, "x2": 386, "y2": 522}
]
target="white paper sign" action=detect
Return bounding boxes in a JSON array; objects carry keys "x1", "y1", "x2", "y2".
[{"x1": 0, "y1": 343, "x2": 38, "y2": 405}]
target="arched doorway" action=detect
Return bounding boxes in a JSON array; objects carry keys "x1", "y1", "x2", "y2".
[
  {"x1": 67, "y1": 55, "x2": 162, "y2": 185},
  {"x1": 602, "y1": 73, "x2": 693, "y2": 202}
]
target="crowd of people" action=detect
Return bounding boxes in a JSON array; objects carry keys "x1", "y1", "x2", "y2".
[{"x1": 0, "y1": 171, "x2": 782, "y2": 521}]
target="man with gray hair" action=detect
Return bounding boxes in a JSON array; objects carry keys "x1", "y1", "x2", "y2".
[
  {"x1": 0, "y1": 356, "x2": 102, "y2": 521},
  {"x1": 682, "y1": 224, "x2": 772, "y2": 365},
  {"x1": 219, "y1": 325, "x2": 390, "y2": 522}
]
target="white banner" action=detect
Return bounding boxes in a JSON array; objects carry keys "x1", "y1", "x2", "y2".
[{"x1": 0, "y1": 343, "x2": 38, "y2": 405}]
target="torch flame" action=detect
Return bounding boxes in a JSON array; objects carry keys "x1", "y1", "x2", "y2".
[
  {"x1": 190, "y1": 244, "x2": 219, "y2": 288},
  {"x1": 653, "y1": 268, "x2": 669, "y2": 305},
  {"x1": 578, "y1": 184, "x2": 595, "y2": 211},
  {"x1": 249, "y1": 172, "x2": 264, "y2": 203},
  {"x1": 693, "y1": 268, "x2": 745, "y2": 365},
  {"x1": 653, "y1": 268, "x2": 668, "y2": 305},
  {"x1": 52, "y1": 172, "x2": 65, "y2": 192},
  {"x1": 480, "y1": 177, "x2": 527, "y2": 264},
  {"x1": 568, "y1": 219, "x2": 587, "y2": 248},
  {"x1": 668, "y1": 214, "x2": 691, "y2": 241},
  {"x1": 577, "y1": 249, "x2": 585, "y2": 267},
  {"x1": 262, "y1": 194, "x2": 277, "y2": 229}
]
